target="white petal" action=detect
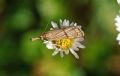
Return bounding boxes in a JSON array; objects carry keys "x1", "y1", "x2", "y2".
[
  {"x1": 115, "y1": 16, "x2": 120, "y2": 27},
  {"x1": 115, "y1": 15, "x2": 120, "y2": 22},
  {"x1": 75, "y1": 42, "x2": 85, "y2": 48},
  {"x1": 65, "y1": 20, "x2": 69, "y2": 26},
  {"x1": 50, "y1": 28, "x2": 54, "y2": 30},
  {"x1": 81, "y1": 30, "x2": 85, "y2": 36},
  {"x1": 117, "y1": 33, "x2": 120, "y2": 40},
  {"x1": 63, "y1": 19, "x2": 67, "y2": 26},
  {"x1": 70, "y1": 22, "x2": 74, "y2": 26},
  {"x1": 115, "y1": 23, "x2": 120, "y2": 27},
  {"x1": 43, "y1": 40, "x2": 48, "y2": 43},
  {"x1": 117, "y1": 0, "x2": 120, "y2": 4},
  {"x1": 72, "y1": 45, "x2": 79, "y2": 51},
  {"x1": 46, "y1": 41, "x2": 54, "y2": 49},
  {"x1": 51, "y1": 21, "x2": 58, "y2": 29},
  {"x1": 75, "y1": 38, "x2": 84, "y2": 42},
  {"x1": 52, "y1": 49, "x2": 59, "y2": 56},
  {"x1": 74, "y1": 23, "x2": 77, "y2": 26},
  {"x1": 60, "y1": 19, "x2": 62, "y2": 26},
  {"x1": 69, "y1": 48, "x2": 79, "y2": 59},
  {"x1": 116, "y1": 27, "x2": 120, "y2": 32},
  {"x1": 78, "y1": 25, "x2": 81, "y2": 28},
  {"x1": 60, "y1": 51, "x2": 64, "y2": 58},
  {"x1": 60, "y1": 19, "x2": 70, "y2": 28},
  {"x1": 64, "y1": 50, "x2": 69, "y2": 55}
]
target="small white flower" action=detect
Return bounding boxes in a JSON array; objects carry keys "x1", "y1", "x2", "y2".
[
  {"x1": 43, "y1": 19, "x2": 85, "y2": 59},
  {"x1": 117, "y1": 0, "x2": 120, "y2": 5},
  {"x1": 115, "y1": 15, "x2": 120, "y2": 45}
]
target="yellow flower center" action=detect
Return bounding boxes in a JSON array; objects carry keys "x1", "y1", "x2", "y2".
[{"x1": 55, "y1": 38, "x2": 72, "y2": 49}]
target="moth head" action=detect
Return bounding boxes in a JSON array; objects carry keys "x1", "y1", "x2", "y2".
[
  {"x1": 31, "y1": 32, "x2": 49, "y2": 41},
  {"x1": 40, "y1": 33, "x2": 48, "y2": 40}
]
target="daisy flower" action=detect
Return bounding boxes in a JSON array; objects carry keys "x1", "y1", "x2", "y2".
[
  {"x1": 44, "y1": 19, "x2": 85, "y2": 59},
  {"x1": 31, "y1": 19, "x2": 85, "y2": 59}
]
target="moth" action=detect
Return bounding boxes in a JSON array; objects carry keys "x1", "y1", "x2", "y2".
[{"x1": 31, "y1": 25, "x2": 84, "y2": 42}]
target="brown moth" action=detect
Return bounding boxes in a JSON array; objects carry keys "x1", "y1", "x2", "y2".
[{"x1": 31, "y1": 26, "x2": 84, "y2": 42}]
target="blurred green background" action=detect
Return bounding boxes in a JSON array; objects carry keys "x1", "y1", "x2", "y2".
[{"x1": 0, "y1": 0, "x2": 119, "y2": 76}]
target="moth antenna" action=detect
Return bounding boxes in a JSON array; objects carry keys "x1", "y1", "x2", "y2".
[
  {"x1": 42, "y1": 17, "x2": 53, "y2": 35},
  {"x1": 30, "y1": 37, "x2": 41, "y2": 42}
]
